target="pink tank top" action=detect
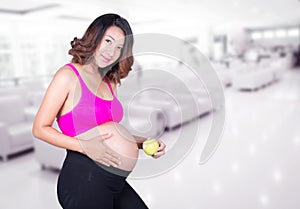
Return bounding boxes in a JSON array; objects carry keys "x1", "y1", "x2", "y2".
[{"x1": 56, "y1": 63, "x2": 124, "y2": 137}]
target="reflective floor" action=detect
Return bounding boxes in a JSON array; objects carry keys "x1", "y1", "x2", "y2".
[{"x1": 1, "y1": 69, "x2": 300, "y2": 209}]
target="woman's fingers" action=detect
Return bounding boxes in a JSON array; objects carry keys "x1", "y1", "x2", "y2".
[
  {"x1": 153, "y1": 140, "x2": 166, "y2": 159},
  {"x1": 102, "y1": 156, "x2": 120, "y2": 168},
  {"x1": 153, "y1": 152, "x2": 164, "y2": 159},
  {"x1": 94, "y1": 149, "x2": 121, "y2": 167},
  {"x1": 80, "y1": 134, "x2": 121, "y2": 167},
  {"x1": 104, "y1": 151, "x2": 121, "y2": 166},
  {"x1": 157, "y1": 139, "x2": 166, "y2": 151},
  {"x1": 95, "y1": 154, "x2": 118, "y2": 167},
  {"x1": 97, "y1": 160, "x2": 110, "y2": 167}
]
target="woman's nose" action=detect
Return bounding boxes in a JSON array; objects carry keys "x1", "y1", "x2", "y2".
[{"x1": 106, "y1": 45, "x2": 116, "y2": 57}]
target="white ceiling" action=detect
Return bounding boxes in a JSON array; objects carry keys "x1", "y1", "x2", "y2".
[{"x1": 0, "y1": 0, "x2": 299, "y2": 30}]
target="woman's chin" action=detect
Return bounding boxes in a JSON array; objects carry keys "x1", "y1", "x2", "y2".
[
  {"x1": 98, "y1": 64, "x2": 109, "y2": 68},
  {"x1": 97, "y1": 60, "x2": 114, "y2": 68}
]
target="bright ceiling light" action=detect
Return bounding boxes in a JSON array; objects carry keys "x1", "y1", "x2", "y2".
[
  {"x1": 251, "y1": 32, "x2": 262, "y2": 40},
  {"x1": 287, "y1": 28, "x2": 299, "y2": 37},
  {"x1": 275, "y1": 29, "x2": 286, "y2": 38},
  {"x1": 263, "y1": 30, "x2": 274, "y2": 39}
]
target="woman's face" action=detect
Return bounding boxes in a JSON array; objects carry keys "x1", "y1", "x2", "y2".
[{"x1": 94, "y1": 26, "x2": 125, "y2": 68}]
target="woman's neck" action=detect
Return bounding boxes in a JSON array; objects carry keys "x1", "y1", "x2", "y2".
[{"x1": 84, "y1": 63, "x2": 110, "y2": 79}]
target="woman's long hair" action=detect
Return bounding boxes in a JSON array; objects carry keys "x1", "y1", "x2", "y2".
[{"x1": 69, "y1": 13, "x2": 134, "y2": 85}]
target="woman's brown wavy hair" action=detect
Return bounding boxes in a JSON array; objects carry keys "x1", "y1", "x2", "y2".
[{"x1": 69, "y1": 13, "x2": 134, "y2": 85}]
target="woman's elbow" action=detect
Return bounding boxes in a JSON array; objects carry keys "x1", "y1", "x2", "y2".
[{"x1": 32, "y1": 122, "x2": 43, "y2": 139}]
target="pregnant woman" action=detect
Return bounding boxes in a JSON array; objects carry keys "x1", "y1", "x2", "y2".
[{"x1": 32, "y1": 13, "x2": 166, "y2": 209}]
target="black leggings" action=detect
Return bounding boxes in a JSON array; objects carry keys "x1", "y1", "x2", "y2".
[{"x1": 57, "y1": 150, "x2": 149, "y2": 209}]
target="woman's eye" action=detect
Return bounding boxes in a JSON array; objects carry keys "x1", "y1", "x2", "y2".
[
  {"x1": 105, "y1": 39, "x2": 112, "y2": 44},
  {"x1": 117, "y1": 46, "x2": 123, "y2": 50}
]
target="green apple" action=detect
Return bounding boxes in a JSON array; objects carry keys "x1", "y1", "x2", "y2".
[{"x1": 143, "y1": 139, "x2": 159, "y2": 156}]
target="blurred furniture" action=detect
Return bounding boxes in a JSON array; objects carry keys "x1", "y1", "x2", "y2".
[
  {"x1": 0, "y1": 79, "x2": 46, "y2": 105},
  {"x1": 33, "y1": 121, "x2": 66, "y2": 170},
  {"x1": 212, "y1": 62, "x2": 232, "y2": 87},
  {"x1": 120, "y1": 104, "x2": 166, "y2": 138},
  {"x1": 269, "y1": 57, "x2": 290, "y2": 81},
  {"x1": 231, "y1": 69, "x2": 274, "y2": 90},
  {"x1": 0, "y1": 95, "x2": 34, "y2": 161},
  {"x1": 0, "y1": 80, "x2": 46, "y2": 121},
  {"x1": 132, "y1": 91, "x2": 211, "y2": 129},
  {"x1": 34, "y1": 139, "x2": 66, "y2": 170},
  {"x1": 230, "y1": 62, "x2": 275, "y2": 91},
  {"x1": 0, "y1": 79, "x2": 46, "y2": 161},
  {"x1": 118, "y1": 62, "x2": 213, "y2": 131}
]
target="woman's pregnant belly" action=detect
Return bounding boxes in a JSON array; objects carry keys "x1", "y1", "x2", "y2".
[{"x1": 77, "y1": 121, "x2": 139, "y2": 171}]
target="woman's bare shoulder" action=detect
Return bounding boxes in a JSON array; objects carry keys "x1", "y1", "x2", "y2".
[{"x1": 52, "y1": 65, "x2": 77, "y2": 83}]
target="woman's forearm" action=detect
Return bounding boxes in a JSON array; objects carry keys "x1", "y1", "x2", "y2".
[
  {"x1": 32, "y1": 125, "x2": 84, "y2": 153},
  {"x1": 133, "y1": 135, "x2": 147, "y2": 149}
]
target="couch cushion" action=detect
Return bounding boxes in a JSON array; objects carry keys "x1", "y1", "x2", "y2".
[
  {"x1": 25, "y1": 91, "x2": 45, "y2": 107},
  {"x1": 0, "y1": 86, "x2": 26, "y2": 97},
  {"x1": 7, "y1": 122, "x2": 33, "y2": 147},
  {"x1": 0, "y1": 96, "x2": 25, "y2": 124}
]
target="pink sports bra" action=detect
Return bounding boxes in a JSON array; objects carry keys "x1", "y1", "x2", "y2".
[{"x1": 56, "y1": 63, "x2": 124, "y2": 137}]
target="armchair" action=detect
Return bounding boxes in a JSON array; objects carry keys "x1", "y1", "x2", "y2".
[{"x1": 0, "y1": 95, "x2": 34, "y2": 161}]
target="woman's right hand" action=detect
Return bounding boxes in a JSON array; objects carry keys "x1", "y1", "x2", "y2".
[{"x1": 78, "y1": 133, "x2": 121, "y2": 167}]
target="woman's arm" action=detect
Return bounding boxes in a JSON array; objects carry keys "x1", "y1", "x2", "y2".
[
  {"x1": 32, "y1": 67, "x2": 84, "y2": 153},
  {"x1": 133, "y1": 135, "x2": 147, "y2": 149}
]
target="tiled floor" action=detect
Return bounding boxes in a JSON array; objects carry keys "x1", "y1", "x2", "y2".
[{"x1": 1, "y1": 69, "x2": 300, "y2": 209}]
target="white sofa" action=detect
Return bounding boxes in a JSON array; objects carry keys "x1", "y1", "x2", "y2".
[
  {"x1": 230, "y1": 62, "x2": 275, "y2": 91},
  {"x1": 0, "y1": 79, "x2": 51, "y2": 163},
  {"x1": 269, "y1": 57, "x2": 290, "y2": 81},
  {"x1": 120, "y1": 104, "x2": 166, "y2": 138},
  {"x1": 231, "y1": 69, "x2": 274, "y2": 90},
  {"x1": 0, "y1": 80, "x2": 46, "y2": 107},
  {"x1": 131, "y1": 91, "x2": 211, "y2": 129},
  {"x1": 212, "y1": 62, "x2": 232, "y2": 87},
  {"x1": 34, "y1": 139, "x2": 66, "y2": 170},
  {"x1": 118, "y1": 62, "x2": 213, "y2": 130},
  {"x1": 0, "y1": 95, "x2": 34, "y2": 161},
  {"x1": 32, "y1": 120, "x2": 66, "y2": 170}
]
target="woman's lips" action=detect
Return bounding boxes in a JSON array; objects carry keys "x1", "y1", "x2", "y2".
[{"x1": 101, "y1": 55, "x2": 111, "y2": 63}]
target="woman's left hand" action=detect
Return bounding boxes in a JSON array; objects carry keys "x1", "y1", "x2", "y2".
[{"x1": 149, "y1": 138, "x2": 166, "y2": 159}]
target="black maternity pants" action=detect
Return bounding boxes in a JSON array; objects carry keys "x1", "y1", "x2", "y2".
[{"x1": 57, "y1": 150, "x2": 149, "y2": 209}]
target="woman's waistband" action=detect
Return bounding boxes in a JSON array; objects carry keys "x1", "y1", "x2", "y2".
[{"x1": 66, "y1": 149, "x2": 131, "y2": 177}]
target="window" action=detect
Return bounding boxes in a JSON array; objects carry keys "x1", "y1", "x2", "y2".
[
  {"x1": 287, "y1": 28, "x2": 299, "y2": 37},
  {"x1": 251, "y1": 32, "x2": 262, "y2": 40},
  {"x1": 263, "y1": 30, "x2": 274, "y2": 39},
  {"x1": 275, "y1": 29, "x2": 287, "y2": 38}
]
